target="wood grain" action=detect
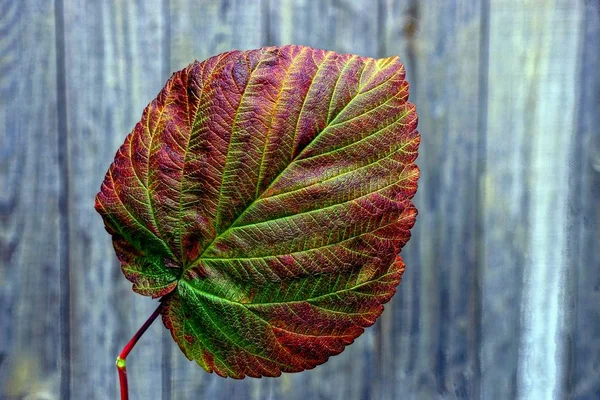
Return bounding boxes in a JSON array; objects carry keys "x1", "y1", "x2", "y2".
[
  {"x1": 568, "y1": 2, "x2": 600, "y2": 399},
  {"x1": 379, "y1": 1, "x2": 484, "y2": 398},
  {"x1": 0, "y1": 1, "x2": 65, "y2": 398},
  {"x1": 513, "y1": 4, "x2": 582, "y2": 398},
  {"x1": 61, "y1": 1, "x2": 169, "y2": 399},
  {"x1": 484, "y1": 1, "x2": 583, "y2": 399}
]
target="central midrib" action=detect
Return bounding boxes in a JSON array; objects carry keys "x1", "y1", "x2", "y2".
[
  {"x1": 179, "y1": 269, "x2": 397, "y2": 308},
  {"x1": 181, "y1": 152, "x2": 294, "y2": 274}
]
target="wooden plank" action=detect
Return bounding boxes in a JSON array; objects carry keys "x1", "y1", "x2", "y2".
[
  {"x1": 0, "y1": 0, "x2": 65, "y2": 398},
  {"x1": 0, "y1": 0, "x2": 65, "y2": 397},
  {"x1": 169, "y1": 0, "x2": 268, "y2": 72},
  {"x1": 568, "y1": 2, "x2": 600, "y2": 398},
  {"x1": 166, "y1": 1, "x2": 269, "y2": 398},
  {"x1": 62, "y1": 1, "x2": 169, "y2": 398},
  {"x1": 267, "y1": 0, "x2": 379, "y2": 58},
  {"x1": 514, "y1": 3, "x2": 582, "y2": 396},
  {"x1": 379, "y1": 1, "x2": 484, "y2": 398},
  {"x1": 484, "y1": 1, "x2": 582, "y2": 399},
  {"x1": 481, "y1": 3, "x2": 529, "y2": 398}
]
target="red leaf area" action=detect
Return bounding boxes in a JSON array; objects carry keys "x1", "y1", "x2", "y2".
[{"x1": 95, "y1": 45, "x2": 419, "y2": 378}]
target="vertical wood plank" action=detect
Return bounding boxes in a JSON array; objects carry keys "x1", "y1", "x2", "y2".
[
  {"x1": 481, "y1": 3, "x2": 529, "y2": 397},
  {"x1": 484, "y1": 1, "x2": 582, "y2": 399},
  {"x1": 380, "y1": 1, "x2": 484, "y2": 398},
  {"x1": 568, "y1": 2, "x2": 600, "y2": 398},
  {"x1": 0, "y1": 1, "x2": 65, "y2": 398},
  {"x1": 377, "y1": 2, "x2": 425, "y2": 398},
  {"x1": 515, "y1": 3, "x2": 581, "y2": 397},
  {"x1": 166, "y1": 1, "x2": 268, "y2": 399},
  {"x1": 63, "y1": 1, "x2": 169, "y2": 398},
  {"x1": 169, "y1": 0, "x2": 267, "y2": 72},
  {"x1": 267, "y1": 0, "x2": 379, "y2": 58}
]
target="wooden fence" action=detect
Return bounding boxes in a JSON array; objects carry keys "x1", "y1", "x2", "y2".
[{"x1": 1, "y1": 0, "x2": 598, "y2": 399}]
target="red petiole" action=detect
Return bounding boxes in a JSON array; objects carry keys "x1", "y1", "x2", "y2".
[{"x1": 116, "y1": 303, "x2": 163, "y2": 400}]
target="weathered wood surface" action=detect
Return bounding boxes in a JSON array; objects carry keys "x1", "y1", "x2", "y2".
[
  {"x1": 0, "y1": 1, "x2": 66, "y2": 398},
  {"x1": 569, "y1": 2, "x2": 600, "y2": 399},
  {"x1": 61, "y1": 2, "x2": 170, "y2": 399},
  {"x1": 0, "y1": 1, "x2": 596, "y2": 399},
  {"x1": 484, "y1": 1, "x2": 585, "y2": 399}
]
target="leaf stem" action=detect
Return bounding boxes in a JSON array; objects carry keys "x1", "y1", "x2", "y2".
[{"x1": 116, "y1": 303, "x2": 163, "y2": 400}]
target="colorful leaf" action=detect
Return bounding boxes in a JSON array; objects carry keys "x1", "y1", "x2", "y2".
[{"x1": 95, "y1": 45, "x2": 419, "y2": 378}]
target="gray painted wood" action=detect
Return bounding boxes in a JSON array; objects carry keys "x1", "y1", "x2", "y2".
[
  {"x1": 61, "y1": 1, "x2": 169, "y2": 399},
  {"x1": 0, "y1": 1, "x2": 597, "y2": 399},
  {"x1": 0, "y1": 1, "x2": 65, "y2": 398},
  {"x1": 484, "y1": 1, "x2": 583, "y2": 399},
  {"x1": 512, "y1": 3, "x2": 582, "y2": 398},
  {"x1": 569, "y1": 2, "x2": 600, "y2": 399},
  {"x1": 375, "y1": 1, "x2": 485, "y2": 399},
  {"x1": 480, "y1": 3, "x2": 529, "y2": 398}
]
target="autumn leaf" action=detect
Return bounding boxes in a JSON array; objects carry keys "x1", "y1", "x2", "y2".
[{"x1": 95, "y1": 45, "x2": 419, "y2": 379}]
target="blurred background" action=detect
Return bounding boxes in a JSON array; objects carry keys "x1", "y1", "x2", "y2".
[{"x1": 1, "y1": 0, "x2": 598, "y2": 399}]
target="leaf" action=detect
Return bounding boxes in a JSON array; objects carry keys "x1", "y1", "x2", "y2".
[{"x1": 95, "y1": 45, "x2": 419, "y2": 379}]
